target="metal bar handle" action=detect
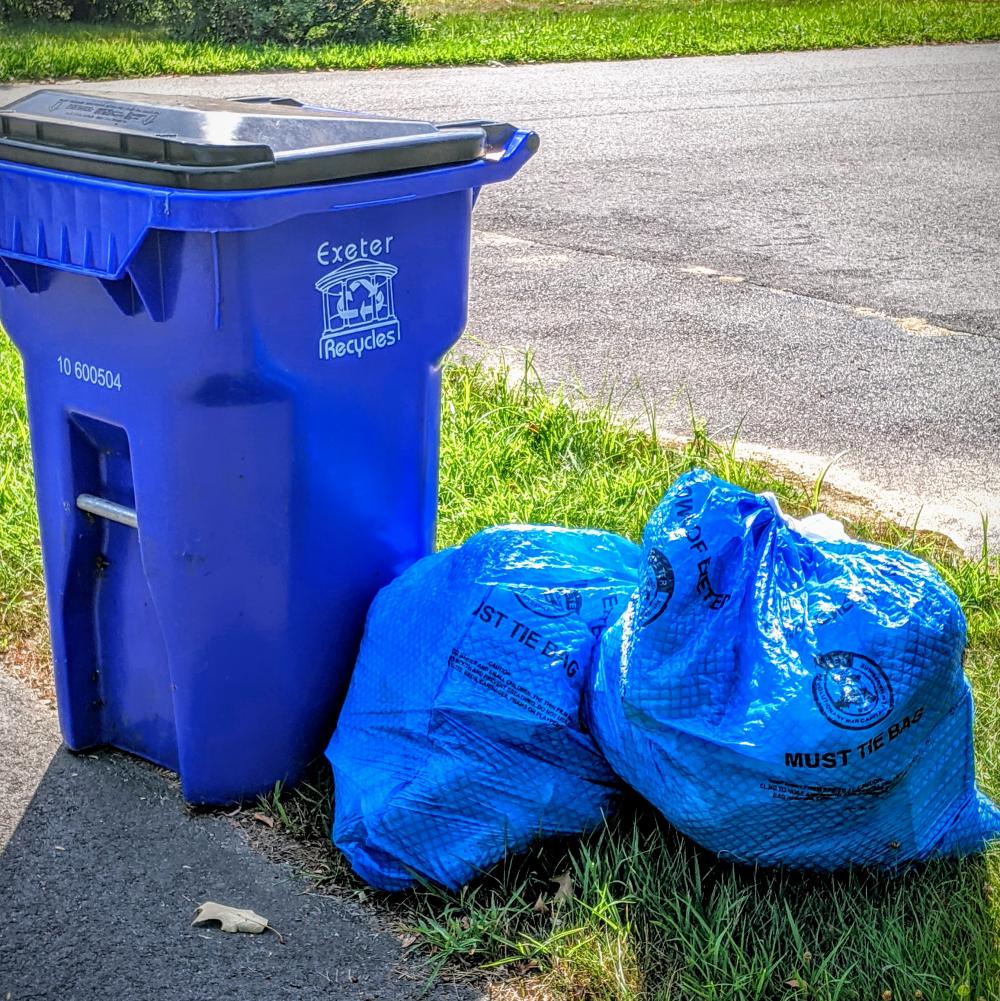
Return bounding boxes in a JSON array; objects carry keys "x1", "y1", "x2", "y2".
[{"x1": 76, "y1": 494, "x2": 138, "y2": 529}]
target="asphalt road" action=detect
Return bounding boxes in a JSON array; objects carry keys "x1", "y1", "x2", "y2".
[
  {"x1": 51, "y1": 42, "x2": 1000, "y2": 553},
  {"x1": 0, "y1": 673, "x2": 473, "y2": 1001}
]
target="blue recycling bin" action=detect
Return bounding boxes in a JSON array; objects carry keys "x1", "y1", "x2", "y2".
[{"x1": 0, "y1": 90, "x2": 537, "y2": 803}]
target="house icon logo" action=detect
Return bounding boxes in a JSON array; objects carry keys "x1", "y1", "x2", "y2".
[{"x1": 316, "y1": 259, "x2": 401, "y2": 360}]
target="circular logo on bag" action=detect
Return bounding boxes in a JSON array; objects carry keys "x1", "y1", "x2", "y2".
[
  {"x1": 638, "y1": 548, "x2": 675, "y2": 627},
  {"x1": 514, "y1": 588, "x2": 583, "y2": 619},
  {"x1": 812, "y1": 651, "x2": 894, "y2": 730}
]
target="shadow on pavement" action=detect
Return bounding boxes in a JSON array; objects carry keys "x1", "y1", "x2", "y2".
[{"x1": 0, "y1": 674, "x2": 474, "y2": 1001}]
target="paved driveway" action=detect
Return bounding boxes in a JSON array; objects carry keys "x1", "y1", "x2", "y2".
[{"x1": 0, "y1": 673, "x2": 474, "y2": 1001}]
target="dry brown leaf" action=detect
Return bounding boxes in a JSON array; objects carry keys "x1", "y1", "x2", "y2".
[
  {"x1": 551, "y1": 872, "x2": 574, "y2": 905},
  {"x1": 399, "y1": 932, "x2": 419, "y2": 948},
  {"x1": 192, "y1": 901, "x2": 282, "y2": 942},
  {"x1": 252, "y1": 812, "x2": 275, "y2": 829},
  {"x1": 785, "y1": 979, "x2": 801, "y2": 990},
  {"x1": 532, "y1": 893, "x2": 550, "y2": 915}
]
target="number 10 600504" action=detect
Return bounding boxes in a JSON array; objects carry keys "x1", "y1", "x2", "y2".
[{"x1": 57, "y1": 356, "x2": 122, "y2": 391}]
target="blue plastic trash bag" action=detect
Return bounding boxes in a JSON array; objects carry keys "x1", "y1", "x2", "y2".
[
  {"x1": 588, "y1": 468, "x2": 999, "y2": 869},
  {"x1": 327, "y1": 525, "x2": 640, "y2": 890}
]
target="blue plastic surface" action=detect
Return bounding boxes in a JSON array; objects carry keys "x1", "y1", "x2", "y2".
[
  {"x1": 326, "y1": 525, "x2": 639, "y2": 891},
  {"x1": 588, "y1": 469, "x2": 1000, "y2": 869},
  {"x1": 0, "y1": 127, "x2": 537, "y2": 804}
]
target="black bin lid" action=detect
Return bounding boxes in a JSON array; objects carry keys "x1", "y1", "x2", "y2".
[{"x1": 0, "y1": 90, "x2": 505, "y2": 191}]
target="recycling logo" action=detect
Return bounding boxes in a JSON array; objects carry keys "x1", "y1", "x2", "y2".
[{"x1": 316, "y1": 259, "x2": 401, "y2": 361}]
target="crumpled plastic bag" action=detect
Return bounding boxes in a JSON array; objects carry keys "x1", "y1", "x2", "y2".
[
  {"x1": 588, "y1": 468, "x2": 999, "y2": 869},
  {"x1": 326, "y1": 525, "x2": 640, "y2": 890}
]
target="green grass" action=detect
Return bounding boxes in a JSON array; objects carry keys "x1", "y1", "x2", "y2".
[
  {"x1": 2, "y1": 1, "x2": 1000, "y2": 80},
  {"x1": 266, "y1": 358, "x2": 997, "y2": 1001},
  {"x1": 425, "y1": 360, "x2": 1000, "y2": 999},
  {"x1": 0, "y1": 341, "x2": 44, "y2": 646},
  {"x1": 3, "y1": 339, "x2": 1000, "y2": 998}
]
